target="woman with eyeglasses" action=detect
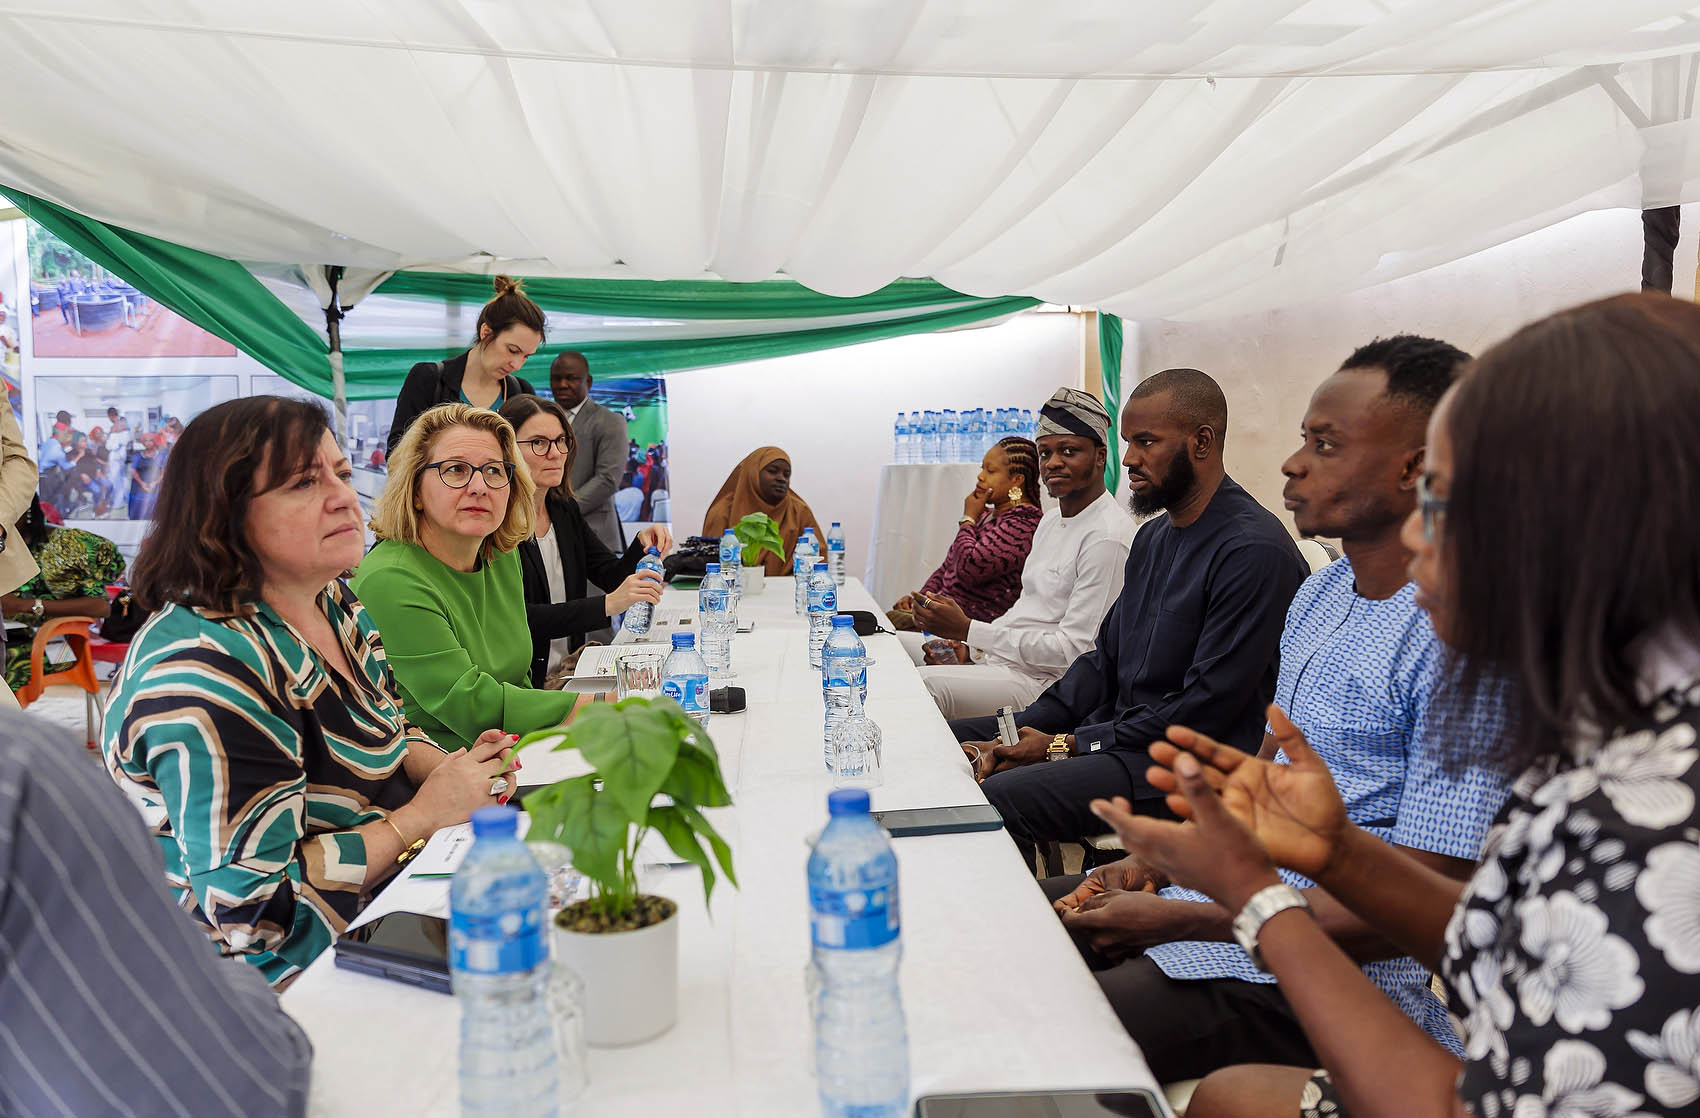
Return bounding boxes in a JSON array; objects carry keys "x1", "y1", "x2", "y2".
[
  {"x1": 497, "y1": 395, "x2": 673, "y2": 685},
  {"x1": 353, "y1": 403, "x2": 582, "y2": 752}
]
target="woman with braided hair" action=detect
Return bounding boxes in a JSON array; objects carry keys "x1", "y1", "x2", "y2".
[{"x1": 890, "y1": 435, "x2": 1042, "y2": 632}]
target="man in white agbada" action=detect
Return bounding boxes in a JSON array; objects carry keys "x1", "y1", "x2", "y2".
[{"x1": 904, "y1": 387, "x2": 1134, "y2": 719}]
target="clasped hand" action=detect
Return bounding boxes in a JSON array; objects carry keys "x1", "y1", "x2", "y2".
[
  {"x1": 960, "y1": 725, "x2": 1055, "y2": 781},
  {"x1": 1085, "y1": 705, "x2": 1351, "y2": 913}
]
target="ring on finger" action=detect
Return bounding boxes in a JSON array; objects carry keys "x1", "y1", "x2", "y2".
[{"x1": 489, "y1": 776, "x2": 509, "y2": 797}]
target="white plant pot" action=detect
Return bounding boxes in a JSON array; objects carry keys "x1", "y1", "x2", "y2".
[
  {"x1": 551, "y1": 901, "x2": 679, "y2": 1047},
  {"x1": 740, "y1": 564, "x2": 766, "y2": 595}
]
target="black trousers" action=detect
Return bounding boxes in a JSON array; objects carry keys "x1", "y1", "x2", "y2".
[{"x1": 1040, "y1": 874, "x2": 1320, "y2": 1081}]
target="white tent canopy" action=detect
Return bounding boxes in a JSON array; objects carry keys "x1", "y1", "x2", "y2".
[{"x1": 4, "y1": 2, "x2": 1700, "y2": 320}]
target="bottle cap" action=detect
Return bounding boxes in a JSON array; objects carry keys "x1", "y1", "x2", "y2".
[
  {"x1": 722, "y1": 528, "x2": 736, "y2": 536},
  {"x1": 671, "y1": 631, "x2": 695, "y2": 648},
  {"x1": 831, "y1": 521, "x2": 841, "y2": 528},
  {"x1": 646, "y1": 546, "x2": 660, "y2": 555},
  {"x1": 470, "y1": 805, "x2": 519, "y2": 837},
  {"x1": 831, "y1": 614, "x2": 854, "y2": 627},
  {"x1": 814, "y1": 560, "x2": 828, "y2": 572},
  {"x1": 827, "y1": 789, "x2": 871, "y2": 816},
  {"x1": 706, "y1": 562, "x2": 720, "y2": 573}
]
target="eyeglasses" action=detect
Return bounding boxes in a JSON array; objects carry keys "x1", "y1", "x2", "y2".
[
  {"x1": 522, "y1": 435, "x2": 572, "y2": 456},
  {"x1": 419, "y1": 459, "x2": 514, "y2": 489},
  {"x1": 1416, "y1": 473, "x2": 1448, "y2": 543}
]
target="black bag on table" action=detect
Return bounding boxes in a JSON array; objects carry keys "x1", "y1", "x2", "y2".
[{"x1": 662, "y1": 536, "x2": 720, "y2": 583}]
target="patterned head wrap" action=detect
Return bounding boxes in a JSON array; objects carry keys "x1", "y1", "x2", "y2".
[{"x1": 1036, "y1": 387, "x2": 1111, "y2": 445}]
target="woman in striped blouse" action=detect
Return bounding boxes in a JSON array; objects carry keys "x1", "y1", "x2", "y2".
[{"x1": 103, "y1": 397, "x2": 515, "y2": 987}]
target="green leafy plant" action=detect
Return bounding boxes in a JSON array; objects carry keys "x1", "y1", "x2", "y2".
[
  {"x1": 734, "y1": 512, "x2": 785, "y2": 568},
  {"x1": 520, "y1": 696, "x2": 736, "y2": 926}
]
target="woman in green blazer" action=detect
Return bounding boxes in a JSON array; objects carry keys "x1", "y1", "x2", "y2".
[{"x1": 353, "y1": 402, "x2": 583, "y2": 751}]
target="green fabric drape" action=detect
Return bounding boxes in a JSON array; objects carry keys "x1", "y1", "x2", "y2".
[
  {"x1": 3, "y1": 188, "x2": 331, "y2": 388},
  {"x1": 338, "y1": 296, "x2": 1039, "y2": 399},
  {"x1": 1097, "y1": 312, "x2": 1124, "y2": 492},
  {"x1": 376, "y1": 271, "x2": 994, "y2": 320},
  {"x1": 5, "y1": 186, "x2": 1040, "y2": 402}
]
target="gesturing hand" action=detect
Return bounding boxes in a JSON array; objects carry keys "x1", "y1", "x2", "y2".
[{"x1": 1144, "y1": 705, "x2": 1350, "y2": 882}]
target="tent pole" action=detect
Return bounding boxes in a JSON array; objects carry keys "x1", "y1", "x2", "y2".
[{"x1": 324, "y1": 265, "x2": 348, "y2": 448}]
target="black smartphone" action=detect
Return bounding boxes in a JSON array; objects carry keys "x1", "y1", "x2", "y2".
[
  {"x1": 915, "y1": 1088, "x2": 1170, "y2": 1118},
  {"x1": 871, "y1": 804, "x2": 1003, "y2": 837},
  {"x1": 333, "y1": 911, "x2": 452, "y2": 994}
]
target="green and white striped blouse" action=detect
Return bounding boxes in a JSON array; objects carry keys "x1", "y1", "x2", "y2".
[{"x1": 102, "y1": 579, "x2": 444, "y2": 986}]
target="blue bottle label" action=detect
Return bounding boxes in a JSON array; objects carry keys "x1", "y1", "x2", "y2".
[
  {"x1": 449, "y1": 905, "x2": 546, "y2": 975},
  {"x1": 662, "y1": 674, "x2": 708, "y2": 712},
  {"x1": 808, "y1": 586, "x2": 836, "y2": 612},
  {"x1": 810, "y1": 882, "x2": 900, "y2": 949},
  {"x1": 700, "y1": 588, "x2": 730, "y2": 612}
]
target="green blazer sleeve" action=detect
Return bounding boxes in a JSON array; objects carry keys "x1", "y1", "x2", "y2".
[{"x1": 353, "y1": 556, "x2": 578, "y2": 750}]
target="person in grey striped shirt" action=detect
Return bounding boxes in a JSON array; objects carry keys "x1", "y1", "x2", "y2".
[{"x1": 0, "y1": 710, "x2": 311, "y2": 1117}]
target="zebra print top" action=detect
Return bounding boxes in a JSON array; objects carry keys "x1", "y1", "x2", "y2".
[{"x1": 101, "y1": 579, "x2": 440, "y2": 986}]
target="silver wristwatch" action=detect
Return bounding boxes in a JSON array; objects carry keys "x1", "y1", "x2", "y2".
[{"x1": 1231, "y1": 883, "x2": 1310, "y2": 971}]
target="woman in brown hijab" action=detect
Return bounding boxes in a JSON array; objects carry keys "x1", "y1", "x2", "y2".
[{"x1": 702, "y1": 447, "x2": 824, "y2": 575}]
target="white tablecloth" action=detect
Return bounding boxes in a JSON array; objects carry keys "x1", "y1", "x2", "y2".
[
  {"x1": 281, "y1": 579, "x2": 1158, "y2": 1116},
  {"x1": 863, "y1": 463, "x2": 981, "y2": 610}
]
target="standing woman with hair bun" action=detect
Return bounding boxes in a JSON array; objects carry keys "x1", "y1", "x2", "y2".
[{"x1": 386, "y1": 275, "x2": 546, "y2": 455}]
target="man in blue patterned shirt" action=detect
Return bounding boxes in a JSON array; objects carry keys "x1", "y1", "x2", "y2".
[{"x1": 1046, "y1": 336, "x2": 1508, "y2": 1082}]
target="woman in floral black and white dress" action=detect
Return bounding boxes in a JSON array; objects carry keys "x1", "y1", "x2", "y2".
[{"x1": 1083, "y1": 292, "x2": 1700, "y2": 1118}]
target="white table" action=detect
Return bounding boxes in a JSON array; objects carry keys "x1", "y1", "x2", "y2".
[{"x1": 281, "y1": 578, "x2": 1158, "y2": 1116}]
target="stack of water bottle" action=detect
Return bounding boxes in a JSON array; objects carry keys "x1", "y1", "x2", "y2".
[{"x1": 891, "y1": 407, "x2": 1038, "y2": 464}]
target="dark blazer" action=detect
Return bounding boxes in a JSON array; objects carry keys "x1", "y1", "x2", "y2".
[
  {"x1": 517, "y1": 492, "x2": 645, "y2": 686},
  {"x1": 386, "y1": 352, "x2": 535, "y2": 454}
]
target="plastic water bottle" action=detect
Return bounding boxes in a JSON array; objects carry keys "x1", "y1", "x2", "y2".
[
  {"x1": 826, "y1": 522, "x2": 847, "y2": 586},
  {"x1": 699, "y1": 563, "x2": 734, "y2": 677},
  {"x1": 892, "y1": 414, "x2": 907, "y2": 464},
  {"x1": 718, "y1": 528, "x2": 741, "y2": 603},
  {"x1": 1021, "y1": 408, "x2": 1037, "y2": 438},
  {"x1": 906, "y1": 412, "x2": 923, "y2": 464},
  {"x1": 807, "y1": 561, "x2": 838, "y2": 669},
  {"x1": 793, "y1": 533, "x2": 818, "y2": 616},
  {"x1": 452, "y1": 806, "x2": 558, "y2": 1118},
  {"x1": 809, "y1": 789, "x2": 908, "y2": 1117},
  {"x1": 830, "y1": 686, "x2": 883, "y2": 789},
  {"x1": 622, "y1": 546, "x2": 664, "y2": 636},
  {"x1": 920, "y1": 411, "x2": 939, "y2": 464},
  {"x1": 820, "y1": 615, "x2": 868, "y2": 771},
  {"x1": 662, "y1": 631, "x2": 711, "y2": 727},
  {"x1": 941, "y1": 409, "x2": 959, "y2": 462}
]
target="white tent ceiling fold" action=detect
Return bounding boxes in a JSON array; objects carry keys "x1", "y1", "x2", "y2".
[{"x1": 3, "y1": 2, "x2": 1700, "y2": 321}]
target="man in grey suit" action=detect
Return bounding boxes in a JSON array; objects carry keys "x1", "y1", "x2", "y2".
[{"x1": 550, "y1": 351, "x2": 629, "y2": 559}]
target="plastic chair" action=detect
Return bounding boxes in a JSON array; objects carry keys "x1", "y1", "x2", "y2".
[{"x1": 13, "y1": 617, "x2": 104, "y2": 745}]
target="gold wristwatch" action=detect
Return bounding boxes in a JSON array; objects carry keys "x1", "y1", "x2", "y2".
[{"x1": 1045, "y1": 733, "x2": 1071, "y2": 762}]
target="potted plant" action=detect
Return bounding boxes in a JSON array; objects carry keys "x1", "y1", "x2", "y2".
[
  {"x1": 734, "y1": 512, "x2": 785, "y2": 594},
  {"x1": 519, "y1": 696, "x2": 736, "y2": 1046}
]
